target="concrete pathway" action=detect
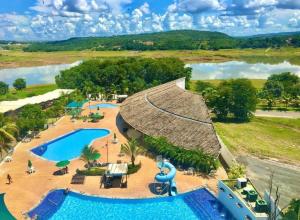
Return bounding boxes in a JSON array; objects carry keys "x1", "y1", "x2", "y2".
[
  {"x1": 0, "y1": 89, "x2": 73, "y2": 113},
  {"x1": 255, "y1": 110, "x2": 300, "y2": 118}
]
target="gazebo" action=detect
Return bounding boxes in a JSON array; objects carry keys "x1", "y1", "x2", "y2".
[{"x1": 104, "y1": 163, "x2": 128, "y2": 188}]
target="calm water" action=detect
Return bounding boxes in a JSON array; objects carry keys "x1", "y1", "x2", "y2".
[
  {"x1": 39, "y1": 188, "x2": 235, "y2": 220},
  {"x1": 0, "y1": 61, "x2": 81, "y2": 86},
  {"x1": 189, "y1": 61, "x2": 300, "y2": 80},
  {"x1": 31, "y1": 129, "x2": 110, "y2": 161},
  {"x1": 89, "y1": 103, "x2": 119, "y2": 109}
]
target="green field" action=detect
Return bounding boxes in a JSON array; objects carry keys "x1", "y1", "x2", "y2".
[
  {"x1": 190, "y1": 79, "x2": 266, "y2": 90},
  {"x1": 1, "y1": 47, "x2": 300, "y2": 69},
  {"x1": 0, "y1": 84, "x2": 58, "y2": 101},
  {"x1": 214, "y1": 117, "x2": 300, "y2": 164}
]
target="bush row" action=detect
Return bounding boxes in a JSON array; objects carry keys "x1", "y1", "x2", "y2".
[
  {"x1": 143, "y1": 136, "x2": 218, "y2": 174},
  {"x1": 76, "y1": 167, "x2": 106, "y2": 176}
]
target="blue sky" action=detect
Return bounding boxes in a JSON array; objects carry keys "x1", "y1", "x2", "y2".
[{"x1": 1, "y1": 0, "x2": 300, "y2": 41}]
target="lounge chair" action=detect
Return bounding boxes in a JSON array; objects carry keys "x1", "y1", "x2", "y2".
[{"x1": 71, "y1": 175, "x2": 85, "y2": 184}]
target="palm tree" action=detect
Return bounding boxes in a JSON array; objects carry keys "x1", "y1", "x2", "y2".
[
  {"x1": 80, "y1": 145, "x2": 99, "y2": 169},
  {"x1": 0, "y1": 115, "x2": 18, "y2": 159},
  {"x1": 121, "y1": 139, "x2": 144, "y2": 166}
]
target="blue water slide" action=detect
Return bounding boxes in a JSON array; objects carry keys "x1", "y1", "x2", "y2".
[
  {"x1": 155, "y1": 161, "x2": 177, "y2": 196},
  {"x1": 155, "y1": 162, "x2": 176, "y2": 183}
]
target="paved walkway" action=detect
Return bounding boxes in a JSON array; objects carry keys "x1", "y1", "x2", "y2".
[
  {"x1": 0, "y1": 89, "x2": 73, "y2": 113},
  {"x1": 255, "y1": 110, "x2": 300, "y2": 118}
]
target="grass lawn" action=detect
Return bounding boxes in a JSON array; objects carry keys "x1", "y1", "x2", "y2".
[
  {"x1": 190, "y1": 79, "x2": 266, "y2": 90},
  {"x1": 0, "y1": 84, "x2": 58, "y2": 101},
  {"x1": 214, "y1": 117, "x2": 300, "y2": 164},
  {"x1": 1, "y1": 47, "x2": 300, "y2": 68}
]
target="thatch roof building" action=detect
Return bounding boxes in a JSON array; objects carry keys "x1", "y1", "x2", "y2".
[{"x1": 119, "y1": 78, "x2": 221, "y2": 157}]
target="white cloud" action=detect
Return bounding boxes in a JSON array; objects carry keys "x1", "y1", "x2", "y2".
[{"x1": 177, "y1": 0, "x2": 223, "y2": 13}]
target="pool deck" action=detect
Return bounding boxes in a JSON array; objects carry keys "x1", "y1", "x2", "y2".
[{"x1": 0, "y1": 101, "x2": 227, "y2": 219}]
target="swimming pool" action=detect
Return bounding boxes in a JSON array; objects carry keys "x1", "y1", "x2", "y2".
[
  {"x1": 28, "y1": 188, "x2": 235, "y2": 220},
  {"x1": 31, "y1": 129, "x2": 110, "y2": 161},
  {"x1": 89, "y1": 103, "x2": 118, "y2": 109}
]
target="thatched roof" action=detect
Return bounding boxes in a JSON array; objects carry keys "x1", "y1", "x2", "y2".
[{"x1": 120, "y1": 78, "x2": 221, "y2": 157}]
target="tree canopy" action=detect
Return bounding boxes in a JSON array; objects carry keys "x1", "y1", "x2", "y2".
[
  {"x1": 201, "y1": 79, "x2": 257, "y2": 121},
  {"x1": 13, "y1": 78, "x2": 26, "y2": 90},
  {"x1": 55, "y1": 58, "x2": 191, "y2": 95},
  {"x1": 16, "y1": 104, "x2": 46, "y2": 136},
  {"x1": 0, "y1": 81, "x2": 9, "y2": 95}
]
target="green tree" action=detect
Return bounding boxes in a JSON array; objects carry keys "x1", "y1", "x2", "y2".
[
  {"x1": 195, "y1": 81, "x2": 214, "y2": 93},
  {"x1": 282, "y1": 199, "x2": 300, "y2": 220},
  {"x1": 262, "y1": 80, "x2": 284, "y2": 98},
  {"x1": 0, "y1": 81, "x2": 9, "y2": 95},
  {"x1": 13, "y1": 78, "x2": 26, "y2": 90},
  {"x1": 121, "y1": 139, "x2": 144, "y2": 166},
  {"x1": 210, "y1": 81, "x2": 232, "y2": 120},
  {"x1": 80, "y1": 145, "x2": 99, "y2": 169},
  {"x1": 230, "y1": 79, "x2": 257, "y2": 120},
  {"x1": 0, "y1": 113, "x2": 18, "y2": 159},
  {"x1": 17, "y1": 104, "x2": 46, "y2": 136}
]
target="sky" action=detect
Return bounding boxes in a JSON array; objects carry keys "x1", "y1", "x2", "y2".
[{"x1": 1, "y1": 0, "x2": 300, "y2": 41}]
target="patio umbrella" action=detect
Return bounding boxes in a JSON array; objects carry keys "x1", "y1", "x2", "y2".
[
  {"x1": 90, "y1": 153, "x2": 101, "y2": 161},
  {"x1": 56, "y1": 160, "x2": 70, "y2": 168},
  {"x1": 28, "y1": 160, "x2": 32, "y2": 168}
]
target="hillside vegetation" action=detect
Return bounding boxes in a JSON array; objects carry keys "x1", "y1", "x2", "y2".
[{"x1": 23, "y1": 30, "x2": 300, "y2": 52}]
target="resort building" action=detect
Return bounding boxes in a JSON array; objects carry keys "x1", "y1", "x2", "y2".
[{"x1": 119, "y1": 78, "x2": 221, "y2": 157}]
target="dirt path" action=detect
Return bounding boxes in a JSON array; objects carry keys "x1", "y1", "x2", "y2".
[{"x1": 255, "y1": 110, "x2": 300, "y2": 118}]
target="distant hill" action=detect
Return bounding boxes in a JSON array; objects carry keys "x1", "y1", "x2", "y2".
[{"x1": 23, "y1": 30, "x2": 300, "y2": 52}]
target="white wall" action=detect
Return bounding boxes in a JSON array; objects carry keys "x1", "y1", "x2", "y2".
[
  {"x1": 217, "y1": 181, "x2": 268, "y2": 220},
  {"x1": 175, "y1": 78, "x2": 185, "y2": 90}
]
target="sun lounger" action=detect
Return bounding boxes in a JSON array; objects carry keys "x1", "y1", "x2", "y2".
[{"x1": 71, "y1": 175, "x2": 85, "y2": 184}]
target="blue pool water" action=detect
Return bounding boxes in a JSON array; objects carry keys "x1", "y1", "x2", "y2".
[
  {"x1": 31, "y1": 129, "x2": 110, "y2": 161},
  {"x1": 28, "y1": 188, "x2": 235, "y2": 220},
  {"x1": 89, "y1": 103, "x2": 118, "y2": 109}
]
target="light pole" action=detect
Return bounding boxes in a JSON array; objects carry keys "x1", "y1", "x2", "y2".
[
  {"x1": 106, "y1": 139, "x2": 109, "y2": 164},
  {"x1": 88, "y1": 94, "x2": 91, "y2": 114}
]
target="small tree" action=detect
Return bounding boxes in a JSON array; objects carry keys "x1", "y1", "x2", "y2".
[
  {"x1": 80, "y1": 145, "x2": 99, "y2": 169},
  {"x1": 13, "y1": 78, "x2": 26, "y2": 90},
  {"x1": 121, "y1": 139, "x2": 144, "y2": 166},
  {"x1": 228, "y1": 163, "x2": 246, "y2": 179},
  {"x1": 0, "y1": 81, "x2": 9, "y2": 95}
]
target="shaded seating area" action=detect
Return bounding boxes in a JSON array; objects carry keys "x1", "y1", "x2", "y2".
[
  {"x1": 71, "y1": 175, "x2": 85, "y2": 184},
  {"x1": 101, "y1": 163, "x2": 128, "y2": 188}
]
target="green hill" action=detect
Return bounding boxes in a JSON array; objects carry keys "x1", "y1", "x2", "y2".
[{"x1": 23, "y1": 30, "x2": 300, "y2": 52}]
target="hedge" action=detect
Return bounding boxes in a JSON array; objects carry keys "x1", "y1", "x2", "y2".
[
  {"x1": 127, "y1": 162, "x2": 141, "y2": 175},
  {"x1": 143, "y1": 136, "x2": 218, "y2": 174},
  {"x1": 76, "y1": 167, "x2": 106, "y2": 176}
]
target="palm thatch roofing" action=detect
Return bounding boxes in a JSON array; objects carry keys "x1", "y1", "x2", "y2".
[{"x1": 120, "y1": 78, "x2": 221, "y2": 157}]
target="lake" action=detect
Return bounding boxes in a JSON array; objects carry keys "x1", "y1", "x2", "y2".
[
  {"x1": 188, "y1": 61, "x2": 300, "y2": 80},
  {"x1": 0, "y1": 61, "x2": 81, "y2": 86},
  {"x1": 1, "y1": 60, "x2": 300, "y2": 86}
]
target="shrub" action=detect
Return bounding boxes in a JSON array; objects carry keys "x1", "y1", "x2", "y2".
[
  {"x1": 127, "y1": 162, "x2": 141, "y2": 175},
  {"x1": 228, "y1": 163, "x2": 246, "y2": 179},
  {"x1": 143, "y1": 136, "x2": 218, "y2": 174},
  {"x1": 76, "y1": 167, "x2": 105, "y2": 176}
]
